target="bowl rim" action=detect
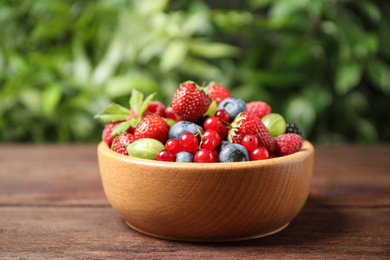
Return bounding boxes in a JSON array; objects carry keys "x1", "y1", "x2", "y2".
[{"x1": 98, "y1": 140, "x2": 314, "y2": 170}]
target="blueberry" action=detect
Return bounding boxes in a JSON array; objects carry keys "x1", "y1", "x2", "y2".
[
  {"x1": 220, "y1": 141, "x2": 231, "y2": 151},
  {"x1": 175, "y1": 151, "x2": 194, "y2": 163},
  {"x1": 217, "y1": 97, "x2": 247, "y2": 121},
  {"x1": 169, "y1": 121, "x2": 204, "y2": 140},
  {"x1": 219, "y1": 143, "x2": 249, "y2": 162}
]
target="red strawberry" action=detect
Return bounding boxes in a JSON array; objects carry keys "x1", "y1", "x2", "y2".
[
  {"x1": 112, "y1": 133, "x2": 135, "y2": 155},
  {"x1": 102, "y1": 121, "x2": 123, "y2": 147},
  {"x1": 275, "y1": 133, "x2": 303, "y2": 156},
  {"x1": 207, "y1": 84, "x2": 232, "y2": 104},
  {"x1": 134, "y1": 115, "x2": 170, "y2": 143},
  {"x1": 246, "y1": 101, "x2": 271, "y2": 119},
  {"x1": 171, "y1": 81, "x2": 211, "y2": 122},
  {"x1": 228, "y1": 112, "x2": 276, "y2": 153}
]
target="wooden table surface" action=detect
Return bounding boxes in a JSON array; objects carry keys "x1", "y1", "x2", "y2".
[{"x1": 0, "y1": 143, "x2": 389, "y2": 259}]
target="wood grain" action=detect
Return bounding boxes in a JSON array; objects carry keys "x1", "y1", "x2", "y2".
[
  {"x1": 98, "y1": 141, "x2": 315, "y2": 242},
  {"x1": 0, "y1": 143, "x2": 389, "y2": 259}
]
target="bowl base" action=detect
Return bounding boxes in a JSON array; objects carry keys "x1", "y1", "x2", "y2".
[{"x1": 125, "y1": 221, "x2": 290, "y2": 242}]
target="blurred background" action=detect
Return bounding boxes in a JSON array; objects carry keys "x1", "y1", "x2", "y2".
[{"x1": 1, "y1": 0, "x2": 389, "y2": 144}]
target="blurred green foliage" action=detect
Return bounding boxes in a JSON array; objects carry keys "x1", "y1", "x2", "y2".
[{"x1": 1, "y1": 0, "x2": 389, "y2": 143}]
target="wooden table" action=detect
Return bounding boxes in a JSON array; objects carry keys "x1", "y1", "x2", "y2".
[{"x1": 1, "y1": 144, "x2": 389, "y2": 259}]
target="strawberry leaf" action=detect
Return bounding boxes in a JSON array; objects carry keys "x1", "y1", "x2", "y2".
[
  {"x1": 140, "y1": 92, "x2": 157, "y2": 116},
  {"x1": 109, "y1": 118, "x2": 141, "y2": 138},
  {"x1": 129, "y1": 89, "x2": 144, "y2": 116},
  {"x1": 94, "y1": 104, "x2": 131, "y2": 122}
]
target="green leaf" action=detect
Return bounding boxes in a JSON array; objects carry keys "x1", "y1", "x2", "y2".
[
  {"x1": 335, "y1": 62, "x2": 362, "y2": 95},
  {"x1": 248, "y1": 0, "x2": 272, "y2": 8},
  {"x1": 140, "y1": 92, "x2": 157, "y2": 116},
  {"x1": 367, "y1": 59, "x2": 390, "y2": 95},
  {"x1": 188, "y1": 41, "x2": 238, "y2": 59},
  {"x1": 356, "y1": 1, "x2": 381, "y2": 22},
  {"x1": 160, "y1": 40, "x2": 188, "y2": 72},
  {"x1": 94, "y1": 103, "x2": 131, "y2": 122},
  {"x1": 42, "y1": 83, "x2": 62, "y2": 116},
  {"x1": 356, "y1": 119, "x2": 378, "y2": 144},
  {"x1": 110, "y1": 118, "x2": 140, "y2": 138},
  {"x1": 285, "y1": 97, "x2": 316, "y2": 137},
  {"x1": 129, "y1": 89, "x2": 144, "y2": 116}
]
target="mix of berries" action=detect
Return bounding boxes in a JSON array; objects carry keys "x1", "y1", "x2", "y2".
[{"x1": 95, "y1": 81, "x2": 304, "y2": 163}]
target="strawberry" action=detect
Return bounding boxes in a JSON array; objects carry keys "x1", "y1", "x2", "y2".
[
  {"x1": 134, "y1": 115, "x2": 170, "y2": 143},
  {"x1": 207, "y1": 83, "x2": 232, "y2": 104},
  {"x1": 275, "y1": 133, "x2": 303, "y2": 156},
  {"x1": 246, "y1": 101, "x2": 271, "y2": 119},
  {"x1": 171, "y1": 81, "x2": 211, "y2": 122},
  {"x1": 228, "y1": 112, "x2": 276, "y2": 153},
  {"x1": 112, "y1": 133, "x2": 135, "y2": 155}
]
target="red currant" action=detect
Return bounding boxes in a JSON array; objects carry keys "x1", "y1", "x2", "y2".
[
  {"x1": 203, "y1": 129, "x2": 221, "y2": 144},
  {"x1": 215, "y1": 109, "x2": 230, "y2": 122},
  {"x1": 201, "y1": 137, "x2": 217, "y2": 150},
  {"x1": 250, "y1": 147, "x2": 269, "y2": 161},
  {"x1": 156, "y1": 149, "x2": 175, "y2": 161},
  {"x1": 203, "y1": 116, "x2": 223, "y2": 133},
  {"x1": 212, "y1": 150, "x2": 219, "y2": 162},
  {"x1": 242, "y1": 134, "x2": 259, "y2": 152},
  {"x1": 194, "y1": 149, "x2": 214, "y2": 163},
  {"x1": 219, "y1": 124, "x2": 229, "y2": 139},
  {"x1": 165, "y1": 139, "x2": 182, "y2": 155},
  {"x1": 179, "y1": 132, "x2": 199, "y2": 153}
]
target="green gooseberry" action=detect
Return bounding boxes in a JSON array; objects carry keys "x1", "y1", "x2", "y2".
[
  {"x1": 261, "y1": 113, "x2": 286, "y2": 137},
  {"x1": 204, "y1": 100, "x2": 218, "y2": 117},
  {"x1": 126, "y1": 138, "x2": 165, "y2": 160}
]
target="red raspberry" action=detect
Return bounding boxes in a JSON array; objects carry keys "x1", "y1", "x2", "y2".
[
  {"x1": 130, "y1": 101, "x2": 166, "y2": 118},
  {"x1": 102, "y1": 121, "x2": 123, "y2": 147},
  {"x1": 275, "y1": 133, "x2": 303, "y2": 156},
  {"x1": 246, "y1": 101, "x2": 271, "y2": 119},
  {"x1": 112, "y1": 133, "x2": 135, "y2": 155}
]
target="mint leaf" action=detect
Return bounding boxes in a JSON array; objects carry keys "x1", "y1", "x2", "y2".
[
  {"x1": 94, "y1": 104, "x2": 131, "y2": 122},
  {"x1": 140, "y1": 92, "x2": 157, "y2": 116},
  {"x1": 129, "y1": 89, "x2": 144, "y2": 116},
  {"x1": 109, "y1": 118, "x2": 141, "y2": 138}
]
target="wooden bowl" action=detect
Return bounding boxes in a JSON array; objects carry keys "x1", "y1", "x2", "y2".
[{"x1": 97, "y1": 141, "x2": 314, "y2": 242}]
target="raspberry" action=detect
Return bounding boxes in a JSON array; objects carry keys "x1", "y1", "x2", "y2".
[
  {"x1": 102, "y1": 121, "x2": 123, "y2": 147},
  {"x1": 286, "y1": 122, "x2": 302, "y2": 136},
  {"x1": 246, "y1": 101, "x2": 271, "y2": 119},
  {"x1": 275, "y1": 133, "x2": 303, "y2": 156}
]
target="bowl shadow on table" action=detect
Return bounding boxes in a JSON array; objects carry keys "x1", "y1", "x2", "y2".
[{"x1": 194, "y1": 195, "x2": 346, "y2": 247}]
